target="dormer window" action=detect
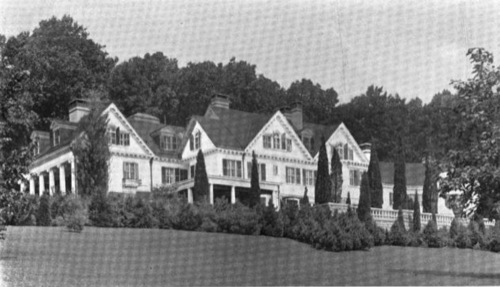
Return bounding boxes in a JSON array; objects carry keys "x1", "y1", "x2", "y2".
[
  {"x1": 119, "y1": 132, "x2": 130, "y2": 146},
  {"x1": 109, "y1": 127, "x2": 130, "y2": 146},
  {"x1": 273, "y1": 133, "x2": 280, "y2": 149},
  {"x1": 190, "y1": 131, "x2": 201, "y2": 150},
  {"x1": 263, "y1": 132, "x2": 291, "y2": 151},
  {"x1": 53, "y1": 129, "x2": 60, "y2": 146},
  {"x1": 302, "y1": 136, "x2": 314, "y2": 151},
  {"x1": 33, "y1": 140, "x2": 40, "y2": 156},
  {"x1": 334, "y1": 143, "x2": 353, "y2": 160},
  {"x1": 108, "y1": 127, "x2": 117, "y2": 144},
  {"x1": 160, "y1": 135, "x2": 178, "y2": 151}
]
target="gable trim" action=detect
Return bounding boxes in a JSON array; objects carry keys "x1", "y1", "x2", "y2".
[{"x1": 317, "y1": 123, "x2": 368, "y2": 163}]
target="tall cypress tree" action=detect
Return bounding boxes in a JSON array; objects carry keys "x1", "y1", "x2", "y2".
[
  {"x1": 412, "y1": 191, "x2": 421, "y2": 232},
  {"x1": 346, "y1": 191, "x2": 351, "y2": 205},
  {"x1": 330, "y1": 148, "x2": 343, "y2": 203},
  {"x1": 422, "y1": 156, "x2": 439, "y2": 214},
  {"x1": 315, "y1": 137, "x2": 332, "y2": 204},
  {"x1": 368, "y1": 143, "x2": 383, "y2": 208},
  {"x1": 357, "y1": 172, "x2": 371, "y2": 222},
  {"x1": 193, "y1": 150, "x2": 209, "y2": 203},
  {"x1": 300, "y1": 187, "x2": 310, "y2": 207},
  {"x1": 393, "y1": 149, "x2": 407, "y2": 210},
  {"x1": 249, "y1": 151, "x2": 261, "y2": 207}
]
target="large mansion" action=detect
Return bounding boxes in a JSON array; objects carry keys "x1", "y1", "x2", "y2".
[{"x1": 25, "y1": 95, "x2": 371, "y2": 207}]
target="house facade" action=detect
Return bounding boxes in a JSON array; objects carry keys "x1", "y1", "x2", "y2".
[{"x1": 26, "y1": 95, "x2": 370, "y2": 207}]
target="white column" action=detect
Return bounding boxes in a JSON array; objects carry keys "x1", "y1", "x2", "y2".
[
  {"x1": 39, "y1": 173, "x2": 45, "y2": 195},
  {"x1": 209, "y1": 184, "x2": 214, "y2": 204},
  {"x1": 49, "y1": 168, "x2": 55, "y2": 195},
  {"x1": 187, "y1": 188, "x2": 193, "y2": 204},
  {"x1": 29, "y1": 177, "x2": 35, "y2": 195},
  {"x1": 231, "y1": 186, "x2": 236, "y2": 204},
  {"x1": 71, "y1": 160, "x2": 76, "y2": 194},
  {"x1": 59, "y1": 164, "x2": 66, "y2": 194}
]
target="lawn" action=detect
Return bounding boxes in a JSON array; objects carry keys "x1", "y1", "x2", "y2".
[{"x1": 1, "y1": 227, "x2": 500, "y2": 286}]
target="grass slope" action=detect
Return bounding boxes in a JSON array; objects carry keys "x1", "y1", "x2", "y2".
[{"x1": 1, "y1": 226, "x2": 500, "y2": 286}]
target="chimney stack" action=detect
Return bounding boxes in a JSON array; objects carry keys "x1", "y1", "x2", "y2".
[
  {"x1": 69, "y1": 99, "x2": 90, "y2": 123},
  {"x1": 210, "y1": 93, "x2": 230, "y2": 109},
  {"x1": 283, "y1": 102, "x2": 303, "y2": 130},
  {"x1": 360, "y1": 143, "x2": 372, "y2": 161}
]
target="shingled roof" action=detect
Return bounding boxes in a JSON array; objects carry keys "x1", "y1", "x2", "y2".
[{"x1": 379, "y1": 161, "x2": 425, "y2": 187}]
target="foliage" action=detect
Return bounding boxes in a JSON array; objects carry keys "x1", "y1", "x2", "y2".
[
  {"x1": 330, "y1": 148, "x2": 343, "y2": 203},
  {"x1": 88, "y1": 190, "x2": 114, "y2": 227},
  {"x1": 467, "y1": 220, "x2": 485, "y2": 248},
  {"x1": 422, "y1": 219, "x2": 446, "y2": 248},
  {"x1": 486, "y1": 224, "x2": 500, "y2": 252},
  {"x1": 412, "y1": 192, "x2": 421, "y2": 232},
  {"x1": 259, "y1": 204, "x2": 284, "y2": 237},
  {"x1": 368, "y1": 143, "x2": 383, "y2": 208},
  {"x1": 422, "y1": 156, "x2": 438, "y2": 214},
  {"x1": 388, "y1": 207, "x2": 409, "y2": 246},
  {"x1": 249, "y1": 151, "x2": 261, "y2": 207},
  {"x1": 37, "y1": 192, "x2": 51, "y2": 226},
  {"x1": 2, "y1": 15, "x2": 116, "y2": 128},
  {"x1": 172, "y1": 203, "x2": 202, "y2": 231},
  {"x1": 357, "y1": 172, "x2": 371, "y2": 223},
  {"x1": 193, "y1": 150, "x2": 209, "y2": 203},
  {"x1": 393, "y1": 148, "x2": 407, "y2": 210},
  {"x1": 0, "y1": 189, "x2": 38, "y2": 225},
  {"x1": 60, "y1": 195, "x2": 88, "y2": 232},
  {"x1": 300, "y1": 187, "x2": 310, "y2": 207},
  {"x1": 215, "y1": 202, "x2": 261, "y2": 235},
  {"x1": 440, "y1": 48, "x2": 500, "y2": 221},
  {"x1": 364, "y1": 219, "x2": 386, "y2": 246},
  {"x1": 72, "y1": 99, "x2": 110, "y2": 197},
  {"x1": 315, "y1": 137, "x2": 332, "y2": 204}
]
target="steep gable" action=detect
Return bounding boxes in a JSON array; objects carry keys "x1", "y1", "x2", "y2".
[{"x1": 320, "y1": 123, "x2": 368, "y2": 163}]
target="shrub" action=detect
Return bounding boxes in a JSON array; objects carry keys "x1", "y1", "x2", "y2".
[
  {"x1": 259, "y1": 205, "x2": 284, "y2": 238},
  {"x1": 467, "y1": 220, "x2": 485, "y2": 248},
  {"x1": 88, "y1": 191, "x2": 115, "y2": 227},
  {"x1": 388, "y1": 207, "x2": 408, "y2": 246},
  {"x1": 61, "y1": 196, "x2": 88, "y2": 232},
  {"x1": 172, "y1": 203, "x2": 202, "y2": 231},
  {"x1": 453, "y1": 224, "x2": 472, "y2": 249},
  {"x1": 216, "y1": 202, "x2": 261, "y2": 235},
  {"x1": 486, "y1": 225, "x2": 500, "y2": 252},
  {"x1": 37, "y1": 192, "x2": 52, "y2": 226},
  {"x1": 408, "y1": 231, "x2": 424, "y2": 247},
  {"x1": 449, "y1": 218, "x2": 460, "y2": 239},
  {"x1": 423, "y1": 220, "x2": 446, "y2": 248},
  {"x1": 122, "y1": 197, "x2": 158, "y2": 228},
  {"x1": 196, "y1": 202, "x2": 218, "y2": 233},
  {"x1": 0, "y1": 191, "x2": 39, "y2": 226},
  {"x1": 365, "y1": 219, "x2": 386, "y2": 246},
  {"x1": 280, "y1": 203, "x2": 299, "y2": 238}
]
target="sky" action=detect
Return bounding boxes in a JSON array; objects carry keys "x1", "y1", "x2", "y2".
[{"x1": 2, "y1": 0, "x2": 500, "y2": 103}]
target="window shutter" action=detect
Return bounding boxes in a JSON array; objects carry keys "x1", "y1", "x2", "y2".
[
  {"x1": 116, "y1": 128, "x2": 120, "y2": 145},
  {"x1": 303, "y1": 169, "x2": 306, "y2": 185},
  {"x1": 237, "y1": 161, "x2": 242, "y2": 178},
  {"x1": 281, "y1": 134, "x2": 286, "y2": 150},
  {"x1": 161, "y1": 167, "x2": 166, "y2": 183},
  {"x1": 344, "y1": 143, "x2": 349, "y2": 160},
  {"x1": 261, "y1": 164, "x2": 266, "y2": 181},
  {"x1": 173, "y1": 136, "x2": 178, "y2": 149},
  {"x1": 222, "y1": 159, "x2": 227, "y2": 176},
  {"x1": 296, "y1": 168, "x2": 301, "y2": 184},
  {"x1": 349, "y1": 148, "x2": 354, "y2": 160},
  {"x1": 189, "y1": 135, "x2": 194, "y2": 150},
  {"x1": 247, "y1": 162, "x2": 252, "y2": 179},
  {"x1": 123, "y1": 162, "x2": 127, "y2": 179}
]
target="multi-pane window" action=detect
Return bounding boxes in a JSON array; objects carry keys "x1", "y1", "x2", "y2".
[
  {"x1": 195, "y1": 131, "x2": 201, "y2": 149},
  {"x1": 162, "y1": 167, "x2": 188, "y2": 184},
  {"x1": 119, "y1": 132, "x2": 130, "y2": 146},
  {"x1": 161, "y1": 135, "x2": 178, "y2": 151},
  {"x1": 247, "y1": 162, "x2": 266, "y2": 181},
  {"x1": 263, "y1": 132, "x2": 291, "y2": 151},
  {"x1": 349, "y1": 170, "x2": 361, "y2": 186},
  {"x1": 302, "y1": 169, "x2": 315, "y2": 186},
  {"x1": 334, "y1": 143, "x2": 353, "y2": 160},
  {"x1": 286, "y1": 167, "x2": 301, "y2": 184},
  {"x1": 108, "y1": 128, "x2": 117, "y2": 144},
  {"x1": 223, "y1": 159, "x2": 242, "y2": 178},
  {"x1": 123, "y1": 162, "x2": 139, "y2": 180},
  {"x1": 263, "y1": 135, "x2": 272, "y2": 148}
]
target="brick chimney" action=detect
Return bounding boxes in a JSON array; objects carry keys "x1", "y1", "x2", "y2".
[
  {"x1": 283, "y1": 102, "x2": 303, "y2": 130},
  {"x1": 69, "y1": 99, "x2": 90, "y2": 123},
  {"x1": 210, "y1": 93, "x2": 230, "y2": 109}
]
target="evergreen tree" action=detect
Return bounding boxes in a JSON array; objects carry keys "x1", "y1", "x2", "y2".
[
  {"x1": 422, "y1": 156, "x2": 436, "y2": 213},
  {"x1": 315, "y1": 137, "x2": 332, "y2": 204},
  {"x1": 37, "y1": 192, "x2": 51, "y2": 226},
  {"x1": 397, "y1": 205, "x2": 406, "y2": 232},
  {"x1": 193, "y1": 149, "x2": 209, "y2": 202},
  {"x1": 300, "y1": 187, "x2": 310, "y2": 207},
  {"x1": 72, "y1": 97, "x2": 109, "y2": 197},
  {"x1": 357, "y1": 172, "x2": 372, "y2": 222},
  {"x1": 368, "y1": 143, "x2": 383, "y2": 208},
  {"x1": 393, "y1": 147, "x2": 407, "y2": 209},
  {"x1": 330, "y1": 148, "x2": 343, "y2": 203},
  {"x1": 249, "y1": 151, "x2": 261, "y2": 207},
  {"x1": 412, "y1": 191, "x2": 421, "y2": 232}
]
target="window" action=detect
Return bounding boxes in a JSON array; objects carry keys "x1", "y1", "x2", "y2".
[
  {"x1": 273, "y1": 133, "x2": 280, "y2": 149},
  {"x1": 335, "y1": 143, "x2": 353, "y2": 160},
  {"x1": 161, "y1": 135, "x2": 178, "y2": 151},
  {"x1": 281, "y1": 134, "x2": 287, "y2": 150},
  {"x1": 273, "y1": 165, "x2": 278, "y2": 176},
  {"x1": 108, "y1": 127, "x2": 117, "y2": 144},
  {"x1": 263, "y1": 135, "x2": 272, "y2": 148},
  {"x1": 123, "y1": 162, "x2": 138, "y2": 180},
  {"x1": 223, "y1": 159, "x2": 242, "y2": 178},
  {"x1": 344, "y1": 143, "x2": 349, "y2": 160},
  {"x1": 349, "y1": 170, "x2": 361, "y2": 186},
  {"x1": 247, "y1": 162, "x2": 266, "y2": 181},
  {"x1": 286, "y1": 167, "x2": 301, "y2": 184},
  {"x1": 119, "y1": 132, "x2": 130, "y2": 146},
  {"x1": 335, "y1": 144, "x2": 343, "y2": 159},
  {"x1": 302, "y1": 135, "x2": 314, "y2": 150},
  {"x1": 162, "y1": 167, "x2": 188, "y2": 184},
  {"x1": 349, "y1": 148, "x2": 354, "y2": 160},
  {"x1": 53, "y1": 129, "x2": 60, "y2": 146},
  {"x1": 194, "y1": 131, "x2": 201, "y2": 149},
  {"x1": 33, "y1": 140, "x2": 40, "y2": 156},
  {"x1": 303, "y1": 169, "x2": 315, "y2": 186},
  {"x1": 286, "y1": 138, "x2": 292, "y2": 152}
]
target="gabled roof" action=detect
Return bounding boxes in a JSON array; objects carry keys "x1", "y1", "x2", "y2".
[
  {"x1": 299, "y1": 122, "x2": 339, "y2": 156},
  {"x1": 379, "y1": 161, "x2": 425, "y2": 187},
  {"x1": 127, "y1": 116, "x2": 185, "y2": 158},
  {"x1": 195, "y1": 107, "x2": 272, "y2": 150}
]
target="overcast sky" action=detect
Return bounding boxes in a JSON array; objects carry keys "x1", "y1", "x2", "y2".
[{"x1": 2, "y1": 0, "x2": 500, "y2": 103}]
